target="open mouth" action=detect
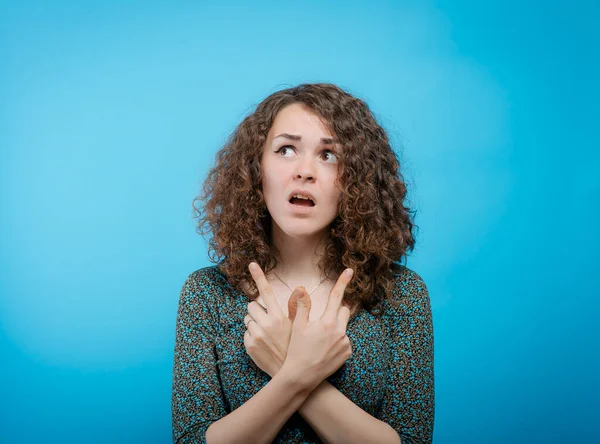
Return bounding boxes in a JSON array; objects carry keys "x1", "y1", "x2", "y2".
[{"x1": 289, "y1": 196, "x2": 315, "y2": 207}]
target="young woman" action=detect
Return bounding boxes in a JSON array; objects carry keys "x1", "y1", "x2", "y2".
[{"x1": 172, "y1": 83, "x2": 434, "y2": 443}]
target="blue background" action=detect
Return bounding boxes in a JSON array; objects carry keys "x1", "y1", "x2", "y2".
[{"x1": 1, "y1": 1, "x2": 598, "y2": 442}]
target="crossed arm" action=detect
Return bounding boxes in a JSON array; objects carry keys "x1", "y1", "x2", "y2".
[
  {"x1": 296, "y1": 379, "x2": 402, "y2": 444},
  {"x1": 203, "y1": 367, "x2": 400, "y2": 444},
  {"x1": 172, "y1": 269, "x2": 434, "y2": 444}
]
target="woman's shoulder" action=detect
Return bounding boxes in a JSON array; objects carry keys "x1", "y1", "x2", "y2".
[
  {"x1": 179, "y1": 264, "x2": 232, "y2": 304},
  {"x1": 389, "y1": 263, "x2": 428, "y2": 295},
  {"x1": 383, "y1": 263, "x2": 430, "y2": 315},
  {"x1": 185, "y1": 264, "x2": 227, "y2": 284}
]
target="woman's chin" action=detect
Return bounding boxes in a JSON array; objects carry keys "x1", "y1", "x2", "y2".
[{"x1": 273, "y1": 221, "x2": 329, "y2": 239}]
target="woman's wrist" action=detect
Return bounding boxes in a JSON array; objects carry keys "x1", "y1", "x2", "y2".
[{"x1": 278, "y1": 362, "x2": 321, "y2": 394}]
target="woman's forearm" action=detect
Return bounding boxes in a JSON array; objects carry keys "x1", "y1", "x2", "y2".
[
  {"x1": 298, "y1": 380, "x2": 401, "y2": 444},
  {"x1": 205, "y1": 369, "x2": 312, "y2": 444}
]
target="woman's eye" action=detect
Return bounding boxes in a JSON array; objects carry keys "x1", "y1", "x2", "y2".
[
  {"x1": 275, "y1": 145, "x2": 295, "y2": 156},
  {"x1": 321, "y1": 150, "x2": 338, "y2": 164}
]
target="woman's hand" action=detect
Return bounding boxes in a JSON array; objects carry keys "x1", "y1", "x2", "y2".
[
  {"x1": 281, "y1": 268, "x2": 354, "y2": 392},
  {"x1": 243, "y1": 262, "x2": 301, "y2": 378}
]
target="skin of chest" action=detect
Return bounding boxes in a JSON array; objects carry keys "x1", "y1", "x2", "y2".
[{"x1": 255, "y1": 283, "x2": 332, "y2": 322}]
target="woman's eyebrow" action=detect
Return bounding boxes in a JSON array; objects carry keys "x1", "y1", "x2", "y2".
[{"x1": 273, "y1": 133, "x2": 336, "y2": 144}]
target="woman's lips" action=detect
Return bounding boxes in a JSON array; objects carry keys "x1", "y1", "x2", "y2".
[{"x1": 288, "y1": 200, "x2": 316, "y2": 214}]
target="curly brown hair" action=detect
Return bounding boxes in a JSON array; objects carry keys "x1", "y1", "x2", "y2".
[{"x1": 193, "y1": 83, "x2": 417, "y2": 316}]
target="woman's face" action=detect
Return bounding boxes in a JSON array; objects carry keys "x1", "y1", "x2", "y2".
[{"x1": 261, "y1": 103, "x2": 341, "y2": 239}]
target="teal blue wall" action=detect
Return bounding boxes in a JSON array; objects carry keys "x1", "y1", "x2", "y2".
[{"x1": 1, "y1": 1, "x2": 598, "y2": 442}]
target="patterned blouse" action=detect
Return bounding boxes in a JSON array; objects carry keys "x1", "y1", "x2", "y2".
[{"x1": 171, "y1": 263, "x2": 435, "y2": 443}]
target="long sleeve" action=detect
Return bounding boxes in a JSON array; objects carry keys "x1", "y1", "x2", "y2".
[
  {"x1": 172, "y1": 272, "x2": 228, "y2": 443},
  {"x1": 378, "y1": 268, "x2": 435, "y2": 444}
]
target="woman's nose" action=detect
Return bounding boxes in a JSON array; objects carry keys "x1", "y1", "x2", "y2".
[
  {"x1": 295, "y1": 156, "x2": 316, "y2": 179},
  {"x1": 294, "y1": 156, "x2": 316, "y2": 181}
]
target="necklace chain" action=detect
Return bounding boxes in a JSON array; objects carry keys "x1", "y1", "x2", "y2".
[{"x1": 272, "y1": 270, "x2": 328, "y2": 296}]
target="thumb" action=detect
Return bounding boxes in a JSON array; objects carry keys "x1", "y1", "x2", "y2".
[
  {"x1": 287, "y1": 288, "x2": 302, "y2": 321},
  {"x1": 293, "y1": 287, "x2": 312, "y2": 327}
]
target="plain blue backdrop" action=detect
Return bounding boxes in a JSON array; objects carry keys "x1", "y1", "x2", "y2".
[{"x1": 1, "y1": 1, "x2": 598, "y2": 443}]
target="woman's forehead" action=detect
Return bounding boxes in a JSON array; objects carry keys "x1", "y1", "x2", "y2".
[{"x1": 269, "y1": 104, "x2": 333, "y2": 139}]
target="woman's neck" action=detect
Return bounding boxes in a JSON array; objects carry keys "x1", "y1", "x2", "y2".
[{"x1": 269, "y1": 229, "x2": 332, "y2": 288}]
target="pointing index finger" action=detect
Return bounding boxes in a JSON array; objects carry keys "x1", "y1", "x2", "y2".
[
  {"x1": 322, "y1": 268, "x2": 353, "y2": 321},
  {"x1": 248, "y1": 262, "x2": 282, "y2": 316}
]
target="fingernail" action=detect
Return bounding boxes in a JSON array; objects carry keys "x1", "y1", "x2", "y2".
[{"x1": 346, "y1": 269, "x2": 353, "y2": 277}]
